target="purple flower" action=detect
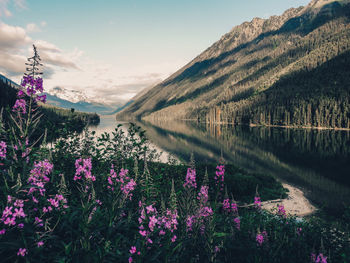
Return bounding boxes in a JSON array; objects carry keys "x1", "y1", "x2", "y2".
[
  {"x1": 0, "y1": 229, "x2": 6, "y2": 235},
  {"x1": 12, "y1": 99, "x2": 26, "y2": 114},
  {"x1": 256, "y1": 233, "x2": 264, "y2": 246},
  {"x1": 17, "y1": 90, "x2": 25, "y2": 98},
  {"x1": 35, "y1": 94, "x2": 47, "y2": 103},
  {"x1": 215, "y1": 165, "x2": 225, "y2": 186},
  {"x1": 197, "y1": 186, "x2": 209, "y2": 205},
  {"x1": 128, "y1": 257, "x2": 133, "y2": 263},
  {"x1": 186, "y1": 215, "x2": 195, "y2": 232},
  {"x1": 129, "y1": 246, "x2": 137, "y2": 254},
  {"x1": 75, "y1": 158, "x2": 95, "y2": 181},
  {"x1": 254, "y1": 196, "x2": 261, "y2": 208},
  {"x1": 183, "y1": 168, "x2": 197, "y2": 189},
  {"x1": 277, "y1": 204, "x2": 286, "y2": 217},
  {"x1": 171, "y1": 235, "x2": 177, "y2": 242},
  {"x1": 35, "y1": 78, "x2": 43, "y2": 92},
  {"x1": 315, "y1": 253, "x2": 327, "y2": 263},
  {"x1": 37, "y1": 241, "x2": 44, "y2": 247},
  {"x1": 17, "y1": 248, "x2": 27, "y2": 256}
]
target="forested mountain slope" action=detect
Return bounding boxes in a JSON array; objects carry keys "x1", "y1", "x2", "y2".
[{"x1": 117, "y1": 0, "x2": 350, "y2": 128}]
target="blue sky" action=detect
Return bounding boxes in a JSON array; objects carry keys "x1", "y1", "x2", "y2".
[{"x1": 0, "y1": 0, "x2": 310, "y2": 105}]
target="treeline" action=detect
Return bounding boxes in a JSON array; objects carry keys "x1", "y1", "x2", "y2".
[
  {"x1": 0, "y1": 77, "x2": 100, "y2": 141},
  {"x1": 122, "y1": 2, "x2": 350, "y2": 129},
  {"x1": 203, "y1": 49, "x2": 350, "y2": 128}
]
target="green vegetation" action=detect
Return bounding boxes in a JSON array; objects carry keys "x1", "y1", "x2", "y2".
[
  {"x1": 117, "y1": 1, "x2": 350, "y2": 129},
  {"x1": 1, "y1": 115, "x2": 350, "y2": 262},
  {"x1": 0, "y1": 76, "x2": 100, "y2": 142}
]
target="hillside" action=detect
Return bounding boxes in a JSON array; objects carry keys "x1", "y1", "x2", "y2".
[
  {"x1": 0, "y1": 74, "x2": 99, "y2": 141},
  {"x1": 116, "y1": 0, "x2": 350, "y2": 128}
]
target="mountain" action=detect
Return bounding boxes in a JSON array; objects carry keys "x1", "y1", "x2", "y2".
[
  {"x1": 45, "y1": 92, "x2": 118, "y2": 115},
  {"x1": 116, "y1": 0, "x2": 350, "y2": 128},
  {"x1": 46, "y1": 86, "x2": 121, "y2": 115}
]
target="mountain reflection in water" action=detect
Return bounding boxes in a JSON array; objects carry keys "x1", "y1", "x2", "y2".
[
  {"x1": 134, "y1": 120, "x2": 350, "y2": 216},
  {"x1": 91, "y1": 116, "x2": 350, "y2": 215}
]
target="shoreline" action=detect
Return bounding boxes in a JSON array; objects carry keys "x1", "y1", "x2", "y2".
[
  {"x1": 262, "y1": 183, "x2": 317, "y2": 217},
  {"x1": 146, "y1": 118, "x2": 350, "y2": 131}
]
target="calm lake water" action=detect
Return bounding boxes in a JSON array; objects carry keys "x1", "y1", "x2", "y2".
[{"x1": 91, "y1": 115, "x2": 350, "y2": 215}]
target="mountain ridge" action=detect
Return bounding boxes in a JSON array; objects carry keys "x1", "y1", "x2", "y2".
[{"x1": 116, "y1": 0, "x2": 350, "y2": 128}]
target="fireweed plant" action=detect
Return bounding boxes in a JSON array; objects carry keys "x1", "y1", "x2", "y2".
[{"x1": 0, "y1": 47, "x2": 350, "y2": 262}]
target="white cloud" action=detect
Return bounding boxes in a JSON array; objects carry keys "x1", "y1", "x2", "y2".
[
  {"x1": 40, "y1": 21, "x2": 47, "y2": 27},
  {"x1": 0, "y1": 20, "x2": 174, "y2": 106},
  {"x1": 0, "y1": 0, "x2": 26, "y2": 17},
  {"x1": 0, "y1": 22, "x2": 30, "y2": 49},
  {"x1": 0, "y1": 22, "x2": 79, "y2": 78},
  {"x1": 26, "y1": 23, "x2": 41, "y2": 33}
]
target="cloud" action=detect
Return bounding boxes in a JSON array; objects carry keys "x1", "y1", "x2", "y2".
[
  {"x1": 26, "y1": 23, "x2": 41, "y2": 33},
  {"x1": 0, "y1": 21, "x2": 80, "y2": 79},
  {"x1": 0, "y1": 22, "x2": 31, "y2": 49},
  {"x1": 0, "y1": 52, "x2": 26, "y2": 76},
  {"x1": 0, "y1": 0, "x2": 26, "y2": 17}
]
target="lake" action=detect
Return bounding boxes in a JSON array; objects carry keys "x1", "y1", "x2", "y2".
[{"x1": 91, "y1": 115, "x2": 350, "y2": 216}]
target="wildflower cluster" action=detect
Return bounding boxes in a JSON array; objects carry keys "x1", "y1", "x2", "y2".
[
  {"x1": 254, "y1": 196, "x2": 262, "y2": 209},
  {"x1": 277, "y1": 204, "x2": 287, "y2": 218},
  {"x1": 256, "y1": 231, "x2": 268, "y2": 246},
  {"x1": 138, "y1": 203, "x2": 178, "y2": 248},
  {"x1": 20, "y1": 75, "x2": 46, "y2": 103},
  {"x1": 311, "y1": 253, "x2": 328, "y2": 263},
  {"x1": 186, "y1": 183, "x2": 213, "y2": 234},
  {"x1": 108, "y1": 166, "x2": 137, "y2": 199},
  {"x1": 183, "y1": 168, "x2": 197, "y2": 189},
  {"x1": 74, "y1": 158, "x2": 95, "y2": 181},
  {"x1": 1, "y1": 197, "x2": 26, "y2": 229},
  {"x1": 223, "y1": 198, "x2": 240, "y2": 230},
  {"x1": 214, "y1": 165, "x2": 225, "y2": 191}
]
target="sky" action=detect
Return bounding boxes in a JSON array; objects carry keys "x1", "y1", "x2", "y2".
[{"x1": 0, "y1": 0, "x2": 310, "y2": 106}]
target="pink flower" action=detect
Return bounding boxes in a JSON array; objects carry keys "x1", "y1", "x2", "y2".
[
  {"x1": 147, "y1": 238, "x2": 153, "y2": 244},
  {"x1": 254, "y1": 196, "x2": 261, "y2": 208},
  {"x1": 17, "y1": 223, "x2": 24, "y2": 228},
  {"x1": 37, "y1": 241, "x2": 44, "y2": 247},
  {"x1": 4, "y1": 217, "x2": 16, "y2": 226},
  {"x1": 148, "y1": 215, "x2": 158, "y2": 232},
  {"x1": 2, "y1": 206, "x2": 13, "y2": 217},
  {"x1": 186, "y1": 215, "x2": 195, "y2": 232},
  {"x1": 17, "y1": 248, "x2": 27, "y2": 257},
  {"x1": 0, "y1": 141, "x2": 6, "y2": 159},
  {"x1": 146, "y1": 205, "x2": 155, "y2": 214},
  {"x1": 75, "y1": 158, "x2": 94, "y2": 181},
  {"x1": 315, "y1": 253, "x2": 327, "y2": 263},
  {"x1": 12, "y1": 99, "x2": 26, "y2": 114},
  {"x1": 128, "y1": 256, "x2": 133, "y2": 263},
  {"x1": 139, "y1": 230, "x2": 147, "y2": 237},
  {"x1": 183, "y1": 168, "x2": 197, "y2": 189},
  {"x1": 0, "y1": 229, "x2": 5, "y2": 235},
  {"x1": 171, "y1": 235, "x2": 177, "y2": 243},
  {"x1": 129, "y1": 246, "x2": 136, "y2": 254},
  {"x1": 17, "y1": 90, "x2": 25, "y2": 98},
  {"x1": 277, "y1": 204, "x2": 286, "y2": 217},
  {"x1": 13, "y1": 207, "x2": 26, "y2": 218},
  {"x1": 256, "y1": 233, "x2": 264, "y2": 246},
  {"x1": 215, "y1": 165, "x2": 225, "y2": 189}
]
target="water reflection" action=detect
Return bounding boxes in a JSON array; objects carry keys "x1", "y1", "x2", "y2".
[{"x1": 134, "y1": 120, "x2": 350, "y2": 215}]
